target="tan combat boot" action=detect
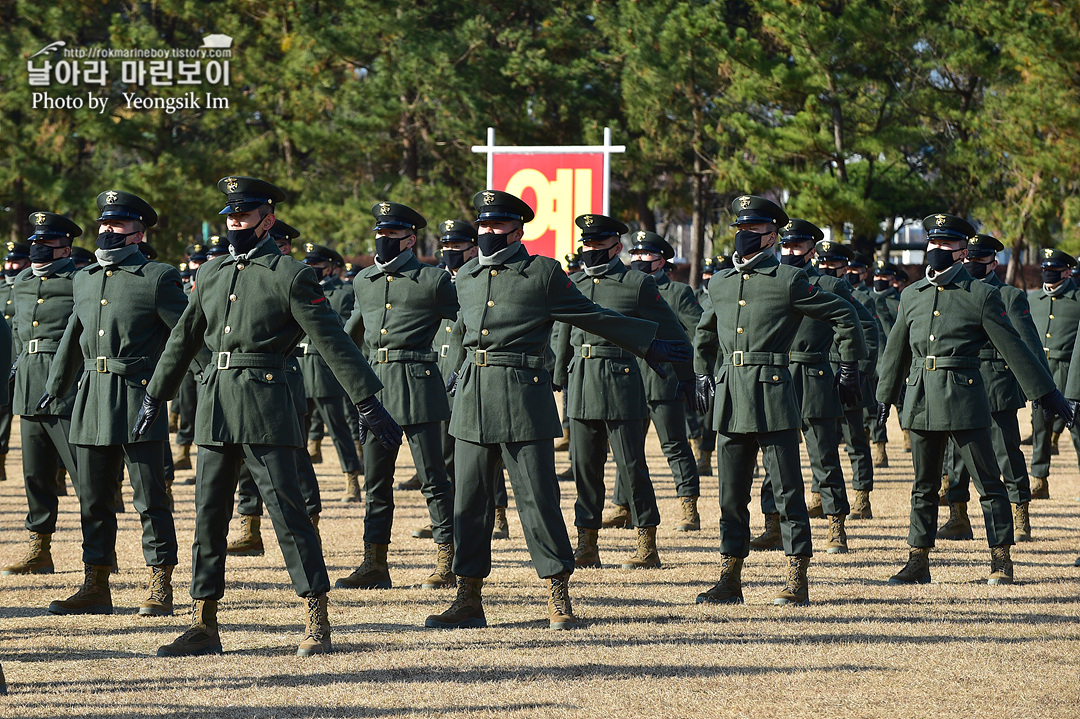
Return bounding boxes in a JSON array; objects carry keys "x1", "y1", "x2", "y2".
[
  {"x1": 157, "y1": 600, "x2": 223, "y2": 656},
  {"x1": 174, "y1": 442, "x2": 192, "y2": 471},
  {"x1": 849, "y1": 490, "x2": 873, "y2": 520},
  {"x1": 226, "y1": 515, "x2": 264, "y2": 556},
  {"x1": 2, "y1": 532, "x2": 54, "y2": 575},
  {"x1": 1050, "y1": 430, "x2": 1061, "y2": 455},
  {"x1": 872, "y1": 441, "x2": 889, "y2": 468},
  {"x1": 901, "y1": 428, "x2": 912, "y2": 453},
  {"x1": 340, "y1": 471, "x2": 362, "y2": 503},
  {"x1": 296, "y1": 595, "x2": 332, "y2": 656},
  {"x1": 547, "y1": 571, "x2": 579, "y2": 630},
  {"x1": 48, "y1": 564, "x2": 113, "y2": 615},
  {"x1": 988, "y1": 545, "x2": 1014, "y2": 585},
  {"x1": 492, "y1": 506, "x2": 510, "y2": 539},
  {"x1": 773, "y1": 555, "x2": 811, "y2": 605},
  {"x1": 425, "y1": 576, "x2": 486, "y2": 628},
  {"x1": 676, "y1": 496, "x2": 700, "y2": 532},
  {"x1": 395, "y1": 473, "x2": 421, "y2": 491},
  {"x1": 889, "y1": 547, "x2": 931, "y2": 584},
  {"x1": 574, "y1": 527, "x2": 602, "y2": 569},
  {"x1": 412, "y1": 525, "x2": 434, "y2": 539},
  {"x1": 939, "y1": 502, "x2": 974, "y2": 540},
  {"x1": 554, "y1": 427, "x2": 570, "y2": 452},
  {"x1": 335, "y1": 542, "x2": 391, "y2": 589},
  {"x1": 826, "y1": 515, "x2": 848, "y2": 554},
  {"x1": 750, "y1": 513, "x2": 782, "y2": 550},
  {"x1": 696, "y1": 554, "x2": 744, "y2": 604},
  {"x1": 310, "y1": 513, "x2": 321, "y2": 546},
  {"x1": 1030, "y1": 475, "x2": 1050, "y2": 500},
  {"x1": 938, "y1": 474, "x2": 950, "y2": 505},
  {"x1": 1013, "y1": 502, "x2": 1031, "y2": 542},
  {"x1": 423, "y1": 543, "x2": 456, "y2": 589},
  {"x1": 139, "y1": 565, "x2": 174, "y2": 616},
  {"x1": 696, "y1": 449, "x2": 714, "y2": 477},
  {"x1": 621, "y1": 526, "x2": 661, "y2": 569},
  {"x1": 600, "y1": 504, "x2": 631, "y2": 529},
  {"x1": 806, "y1": 491, "x2": 824, "y2": 519},
  {"x1": 168, "y1": 410, "x2": 179, "y2": 432},
  {"x1": 308, "y1": 439, "x2": 323, "y2": 464}
]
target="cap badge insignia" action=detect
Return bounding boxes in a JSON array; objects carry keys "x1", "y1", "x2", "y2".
[
  {"x1": 822, "y1": 241, "x2": 831, "y2": 250},
  {"x1": 378, "y1": 202, "x2": 390, "y2": 215},
  {"x1": 637, "y1": 231, "x2": 646, "y2": 241},
  {"x1": 33, "y1": 213, "x2": 46, "y2": 226},
  {"x1": 583, "y1": 215, "x2": 594, "y2": 227},
  {"x1": 482, "y1": 191, "x2": 495, "y2": 205},
  {"x1": 225, "y1": 178, "x2": 239, "y2": 193},
  {"x1": 739, "y1": 197, "x2": 751, "y2": 209},
  {"x1": 935, "y1": 214, "x2": 946, "y2": 227},
  {"x1": 1045, "y1": 248, "x2": 1054, "y2": 258},
  {"x1": 305, "y1": 243, "x2": 314, "y2": 252},
  {"x1": 105, "y1": 191, "x2": 119, "y2": 205}
]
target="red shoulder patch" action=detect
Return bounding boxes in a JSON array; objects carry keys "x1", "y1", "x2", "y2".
[
  {"x1": 808, "y1": 285, "x2": 817, "y2": 294},
  {"x1": 567, "y1": 279, "x2": 573, "y2": 288},
  {"x1": 656, "y1": 293, "x2": 661, "y2": 301},
  {"x1": 313, "y1": 297, "x2": 326, "y2": 304}
]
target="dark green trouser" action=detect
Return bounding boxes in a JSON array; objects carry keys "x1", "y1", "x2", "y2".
[
  {"x1": 0, "y1": 403, "x2": 12, "y2": 454},
  {"x1": 174, "y1": 368, "x2": 197, "y2": 446},
  {"x1": 192, "y1": 443, "x2": 328, "y2": 600},
  {"x1": 760, "y1": 418, "x2": 850, "y2": 516},
  {"x1": 20, "y1": 415, "x2": 78, "y2": 534},
  {"x1": 452, "y1": 437, "x2": 573, "y2": 579},
  {"x1": 717, "y1": 429, "x2": 813, "y2": 558},
  {"x1": 1030, "y1": 404, "x2": 1080, "y2": 478},
  {"x1": 237, "y1": 414, "x2": 322, "y2": 517},
  {"x1": 363, "y1": 421, "x2": 453, "y2": 545},
  {"x1": 908, "y1": 428, "x2": 1013, "y2": 548},
  {"x1": 699, "y1": 399, "x2": 717, "y2": 452},
  {"x1": 307, "y1": 396, "x2": 361, "y2": 474},
  {"x1": 946, "y1": 409, "x2": 1030, "y2": 505},
  {"x1": 685, "y1": 405, "x2": 701, "y2": 440},
  {"x1": 614, "y1": 400, "x2": 699, "y2": 506},
  {"x1": 571, "y1": 418, "x2": 660, "y2": 529},
  {"x1": 75, "y1": 442, "x2": 177, "y2": 567},
  {"x1": 838, "y1": 406, "x2": 874, "y2": 492}
]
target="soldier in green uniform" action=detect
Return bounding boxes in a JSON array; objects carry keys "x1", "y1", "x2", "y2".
[
  {"x1": 870, "y1": 260, "x2": 903, "y2": 466},
  {"x1": 298, "y1": 242, "x2": 363, "y2": 502},
  {"x1": 693, "y1": 195, "x2": 866, "y2": 606},
  {"x1": 748, "y1": 225, "x2": 872, "y2": 555},
  {"x1": 42, "y1": 191, "x2": 185, "y2": 617},
  {"x1": 1027, "y1": 249, "x2": 1080, "y2": 501},
  {"x1": 877, "y1": 214, "x2": 1069, "y2": 586},
  {"x1": 0, "y1": 242, "x2": 30, "y2": 483},
  {"x1": 172, "y1": 243, "x2": 207, "y2": 477},
  {"x1": 337, "y1": 202, "x2": 459, "y2": 591},
  {"x1": 227, "y1": 222, "x2": 325, "y2": 556},
  {"x1": 605, "y1": 231, "x2": 702, "y2": 533},
  {"x1": 426, "y1": 190, "x2": 686, "y2": 630},
  {"x1": 135, "y1": 175, "x2": 401, "y2": 657},
  {"x1": 553, "y1": 216, "x2": 693, "y2": 571},
  {"x1": 0, "y1": 213, "x2": 82, "y2": 576},
  {"x1": 938, "y1": 235, "x2": 1047, "y2": 543}
]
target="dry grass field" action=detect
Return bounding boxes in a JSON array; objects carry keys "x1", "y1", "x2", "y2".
[{"x1": 0, "y1": 407, "x2": 1077, "y2": 718}]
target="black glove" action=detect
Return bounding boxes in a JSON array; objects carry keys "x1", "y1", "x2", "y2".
[
  {"x1": 643, "y1": 338, "x2": 692, "y2": 379},
  {"x1": 131, "y1": 393, "x2": 164, "y2": 441},
  {"x1": 445, "y1": 370, "x2": 459, "y2": 398},
  {"x1": 835, "y1": 361, "x2": 863, "y2": 407},
  {"x1": 694, "y1": 373, "x2": 715, "y2": 415},
  {"x1": 36, "y1": 393, "x2": 56, "y2": 412},
  {"x1": 356, "y1": 394, "x2": 403, "y2": 449},
  {"x1": 675, "y1": 378, "x2": 696, "y2": 407},
  {"x1": 1039, "y1": 389, "x2": 1074, "y2": 427},
  {"x1": 876, "y1": 401, "x2": 890, "y2": 429}
]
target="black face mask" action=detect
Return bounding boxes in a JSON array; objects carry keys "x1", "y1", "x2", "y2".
[
  {"x1": 477, "y1": 231, "x2": 513, "y2": 256},
  {"x1": 965, "y1": 260, "x2": 991, "y2": 279},
  {"x1": 29, "y1": 244, "x2": 59, "y2": 263},
  {"x1": 818, "y1": 265, "x2": 841, "y2": 278},
  {"x1": 3, "y1": 267, "x2": 20, "y2": 278},
  {"x1": 735, "y1": 229, "x2": 769, "y2": 256},
  {"x1": 375, "y1": 236, "x2": 405, "y2": 263},
  {"x1": 97, "y1": 230, "x2": 137, "y2": 250},
  {"x1": 580, "y1": 247, "x2": 613, "y2": 268},
  {"x1": 226, "y1": 226, "x2": 265, "y2": 254},
  {"x1": 926, "y1": 247, "x2": 958, "y2": 272},
  {"x1": 630, "y1": 260, "x2": 657, "y2": 274},
  {"x1": 189, "y1": 267, "x2": 198, "y2": 280},
  {"x1": 1042, "y1": 267, "x2": 1067, "y2": 285},
  {"x1": 845, "y1": 271, "x2": 862, "y2": 286},
  {"x1": 442, "y1": 249, "x2": 468, "y2": 271},
  {"x1": 779, "y1": 253, "x2": 808, "y2": 268},
  {"x1": 873, "y1": 278, "x2": 892, "y2": 292}
]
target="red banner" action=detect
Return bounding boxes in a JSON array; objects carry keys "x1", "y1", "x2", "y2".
[{"x1": 492, "y1": 152, "x2": 605, "y2": 264}]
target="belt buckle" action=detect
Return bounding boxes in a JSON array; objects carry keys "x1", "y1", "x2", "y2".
[
  {"x1": 95, "y1": 356, "x2": 108, "y2": 373},
  {"x1": 1044, "y1": 347, "x2": 1051, "y2": 359},
  {"x1": 732, "y1": 350, "x2": 744, "y2": 367},
  {"x1": 377, "y1": 347, "x2": 389, "y2": 364},
  {"x1": 27, "y1": 339, "x2": 39, "y2": 354},
  {"x1": 581, "y1": 343, "x2": 592, "y2": 359},
  {"x1": 440, "y1": 344, "x2": 449, "y2": 358},
  {"x1": 925, "y1": 355, "x2": 937, "y2": 371},
  {"x1": 299, "y1": 342, "x2": 309, "y2": 355},
  {"x1": 474, "y1": 349, "x2": 488, "y2": 367},
  {"x1": 217, "y1": 351, "x2": 231, "y2": 370}
]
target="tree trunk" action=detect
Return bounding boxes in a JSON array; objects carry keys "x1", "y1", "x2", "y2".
[
  {"x1": 1006, "y1": 170, "x2": 1042, "y2": 288},
  {"x1": 689, "y1": 151, "x2": 705, "y2": 289}
]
